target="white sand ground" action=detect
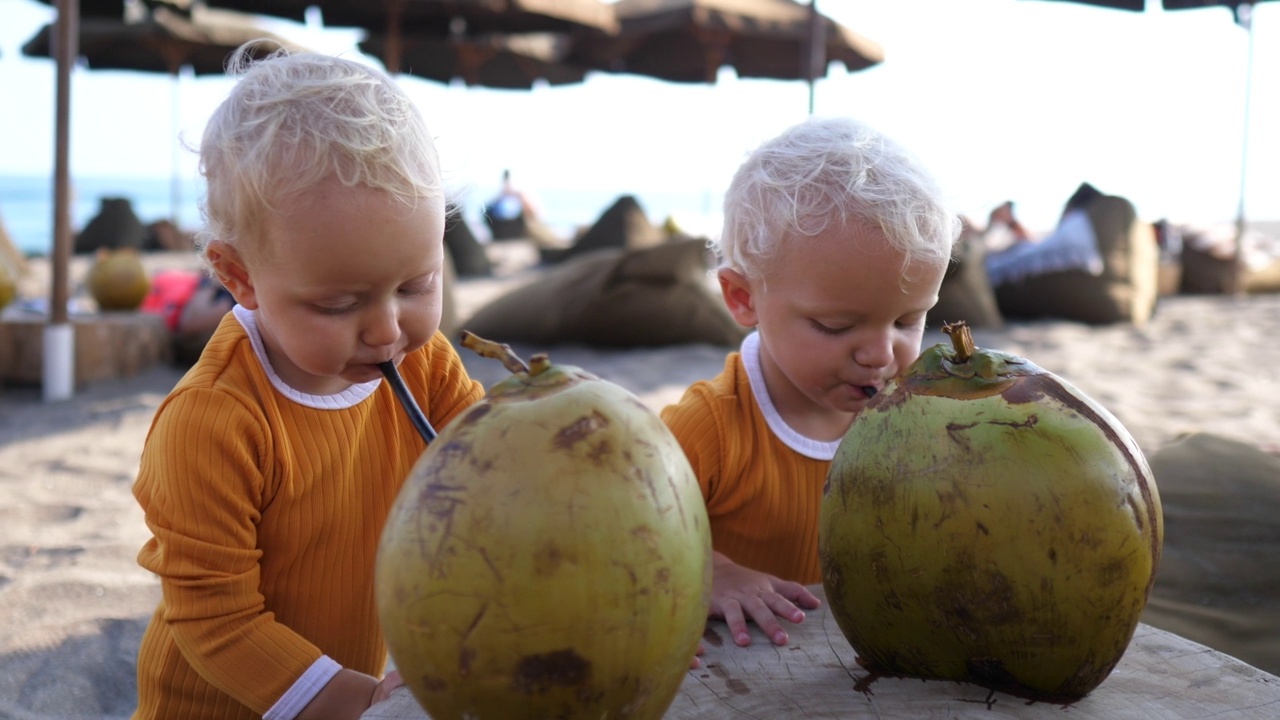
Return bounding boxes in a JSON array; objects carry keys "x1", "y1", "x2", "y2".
[{"x1": 2, "y1": 248, "x2": 1278, "y2": 718}]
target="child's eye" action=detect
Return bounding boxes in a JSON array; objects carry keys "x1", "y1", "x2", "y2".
[
  {"x1": 399, "y1": 275, "x2": 437, "y2": 297},
  {"x1": 314, "y1": 303, "x2": 356, "y2": 316},
  {"x1": 810, "y1": 319, "x2": 846, "y2": 336}
]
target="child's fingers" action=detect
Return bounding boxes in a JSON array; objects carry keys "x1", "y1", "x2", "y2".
[
  {"x1": 776, "y1": 581, "x2": 823, "y2": 609},
  {"x1": 722, "y1": 602, "x2": 753, "y2": 647},
  {"x1": 743, "y1": 599, "x2": 790, "y2": 646},
  {"x1": 763, "y1": 592, "x2": 807, "y2": 624}
]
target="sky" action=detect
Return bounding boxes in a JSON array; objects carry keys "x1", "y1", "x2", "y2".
[{"x1": 0, "y1": 0, "x2": 1277, "y2": 235}]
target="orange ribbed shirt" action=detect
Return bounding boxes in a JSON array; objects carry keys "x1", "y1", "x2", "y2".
[
  {"x1": 660, "y1": 341, "x2": 837, "y2": 585},
  {"x1": 132, "y1": 312, "x2": 483, "y2": 719}
]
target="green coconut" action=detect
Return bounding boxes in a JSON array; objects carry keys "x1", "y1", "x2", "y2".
[
  {"x1": 0, "y1": 261, "x2": 15, "y2": 311},
  {"x1": 819, "y1": 322, "x2": 1162, "y2": 701},
  {"x1": 87, "y1": 247, "x2": 150, "y2": 311},
  {"x1": 376, "y1": 333, "x2": 711, "y2": 720}
]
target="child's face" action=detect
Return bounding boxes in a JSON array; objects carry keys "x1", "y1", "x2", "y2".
[
  {"x1": 215, "y1": 179, "x2": 447, "y2": 395},
  {"x1": 719, "y1": 222, "x2": 945, "y2": 439}
]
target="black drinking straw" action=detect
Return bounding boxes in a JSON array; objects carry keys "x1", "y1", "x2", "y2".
[{"x1": 379, "y1": 361, "x2": 437, "y2": 443}]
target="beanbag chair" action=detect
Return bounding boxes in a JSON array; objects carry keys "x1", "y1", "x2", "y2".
[
  {"x1": 1141, "y1": 432, "x2": 1280, "y2": 674},
  {"x1": 1245, "y1": 257, "x2": 1280, "y2": 295},
  {"x1": 75, "y1": 197, "x2": 148, "y2": 254},
  {"x1": 540, "y1": 195, "x2": 664, "y2": 265},
  {"x1": 1179, "y1": 243, "x2": 1241, "y2": 295},
  {"x1": 462, "y1": 238, "x2": 745, "y2": 348},
  {"x1": 443, "y1": 208, "x2": 492, "y2": 278},
  {"x1": 931, "y1": 226, "x2": 1003, "y2": 329},
  {"x1": 994, "y1": 191, "x2": 1160, "y2": 325},
  {"x1": 439, "y1": 250, "x2": 460, "y2": 342}
]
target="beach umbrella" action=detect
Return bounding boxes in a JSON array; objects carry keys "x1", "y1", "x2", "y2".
[
  {"x1": 22, "y1": 5, "x2": 298, "y2": 76},
  {"x1": 569, "y1": 0, "x2": 883, "y2": 110},
  {"x1": 360, "y1": 31, "x2": 588, "y2": 88},
  {"x1": 22, "y1": 6, "x2": 302, "y2": 225},
  {"x1": 192, "y1": 0, "x2": 618, "y2": 73},
  {"x1": 32, "y1": 0, "x2": 128, "y2": 18},
  {"x1": 1034, "y1": 0, "x2": 1274, "y2": 273}
]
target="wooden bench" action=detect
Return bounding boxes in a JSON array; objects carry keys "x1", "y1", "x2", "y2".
[{"x1": 0, "y1": 312, "x2": 171, "y2": 388}]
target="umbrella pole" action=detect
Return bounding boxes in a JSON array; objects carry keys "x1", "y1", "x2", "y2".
[
  {"x1": 1232, "y1": 5, "x2": 1256, "y2": 294},
  {"x1": 171, "y1": 71, "x2": 181, "y2": 226},
  {"x1": 45, "y1": 0, "x2": 78, "y2": 402},
  {"x1": 806, "y1": 0, "x2": 824, "y2": 115},
  {"x1": 385, "y1": 0, "x2": 404, "y2": 75}
]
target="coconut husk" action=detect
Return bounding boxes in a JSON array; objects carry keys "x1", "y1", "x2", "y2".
[{"x1": 0, "y1": 208, "x2": 28, "y2": 280}]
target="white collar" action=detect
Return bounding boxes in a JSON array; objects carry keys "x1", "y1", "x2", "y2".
[
  {"x1": 740, "y1": 331, "x2": 842, "y2": 461},
  {"x1": 232, "y1": 304, "x2": 382, "y2": 410}
]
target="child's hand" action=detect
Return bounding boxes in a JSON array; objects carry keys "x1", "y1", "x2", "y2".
[
  {"x1": 370, "y1": 669, "x2": 404, "y2": 707},
  {"x1": 709, "y1": 552, "x2": 821, "y2": 647},
  {"x1": 689, "y1": 640, "x2": 706, "y2": 669}
]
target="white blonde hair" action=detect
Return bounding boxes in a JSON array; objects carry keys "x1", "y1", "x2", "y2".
[
  {"x1": 197, "y1": 45, "x2": 442, "y2": 257},
  {"x1": 718, "y1": 116, "x2": 959, "y2": 279}
]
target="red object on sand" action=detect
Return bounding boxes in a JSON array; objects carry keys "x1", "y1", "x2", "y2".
[{"x1": 140, "y1": 269, "x2": 201, "y2": 332}]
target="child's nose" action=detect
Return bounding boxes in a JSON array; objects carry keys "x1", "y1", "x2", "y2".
[
  {"x1": 852, "y1": 330, "x2": 894, "y2": 369},
  {"x1": 362, "y1": 302, "x2": 401, "y2": 349}
]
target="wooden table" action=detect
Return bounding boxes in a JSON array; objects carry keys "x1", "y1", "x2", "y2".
[{"x1": 364, "y1": 587, "x2": 1280, "y2": 719}]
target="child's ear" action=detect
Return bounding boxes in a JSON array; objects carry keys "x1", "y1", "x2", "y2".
[
  {"x1": 206, "y1": 241, "x2": 259, "y2": 310},
  {"x1": 718, "y1": 268, "x2": 758, "y2": 328}
]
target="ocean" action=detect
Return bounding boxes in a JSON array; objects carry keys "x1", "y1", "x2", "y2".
[{"x1": 0, "y1": 174, "x2": 726, "y2": 256}]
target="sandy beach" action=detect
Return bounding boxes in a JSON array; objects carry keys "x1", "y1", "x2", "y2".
[{"x1": 2, "y1": 248, "x2": 1278, "y2": 718}]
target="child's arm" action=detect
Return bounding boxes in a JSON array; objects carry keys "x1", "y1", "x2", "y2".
[
  {"x1": 296, "y1": 669, "x2": 402, "y2": 719},
  {"x1": 710, "y1": 551, "x2": 821, "y2": 647}
]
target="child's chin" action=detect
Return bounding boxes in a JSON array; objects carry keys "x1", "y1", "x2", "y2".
[{"x1": 342, "y1": 365, "x2": 385, "y2": 384}]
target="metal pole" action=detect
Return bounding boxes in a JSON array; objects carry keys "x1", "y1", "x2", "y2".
[
  {"x1": 806, "y1": 0, "x2": 825, "y2": 115},
  {"x1": 172, "y1": 72, "x2": 182, "y2": 225},
  {"x1": 45, "y1": 0, "x2": 78, "y2": 401},
  {"x1": 1232, "y1": 2, "x2": 1255, "y2": 295}
]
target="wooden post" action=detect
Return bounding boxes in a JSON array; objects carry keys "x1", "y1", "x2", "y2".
[
  {"x1": 46, "y1": 0, "x2": 78, "y2": 401},
  {"x1": 385, "y1": 0, "x2": 404, "y2": 75}
]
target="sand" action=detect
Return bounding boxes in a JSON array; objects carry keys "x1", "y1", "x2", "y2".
[{"x1": 2, "y1": 248, "x2": 1279, "y2": 718}]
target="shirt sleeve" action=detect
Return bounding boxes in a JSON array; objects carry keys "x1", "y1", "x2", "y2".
[
  {"x1": 134, "y1": 386, "x2": 323, "y2": 714},
  {"x1": 262, "y1": 656, "x2": 342, "y2": 720},
  {"x1": 421, "y1": 332, "x2": 486, "y2": 430},
  {"x1": 661, "y1": 382, "x2": 724, "y2": 505}
]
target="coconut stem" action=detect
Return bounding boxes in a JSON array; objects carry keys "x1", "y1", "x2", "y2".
[
  {"x1": 941, "y1": 321, "x2": 975, "y2": 362},
  {"x1": 460, "y1": 331, "x2": 531, "y2": 375}
]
